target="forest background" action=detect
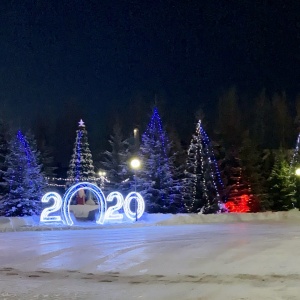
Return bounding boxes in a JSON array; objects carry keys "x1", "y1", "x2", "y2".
[{"x1": 0, "y1": 86, "x2": 300, "y2": 215}]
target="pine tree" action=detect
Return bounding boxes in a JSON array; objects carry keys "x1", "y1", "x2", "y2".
[
  {"x1": 67, "y1": 119, "x2": 96, "y2": 185},
  {"x1": 26, "y1": 130, "x2": 57, "y2": 178},
  {"x1": 239, "y1": 133, "x2": 270, "y2": 211},
  {"x1": 100, "y1": 123, "x2": 131, "y2": 194},
  {"x1": 271, "y1": 92, "x2": 295, "y2": 148},
  {"x1": 138, "y1": 107, "x2": 181, "y2": 213},
  {"x1": 183, "y1": 120, "x2": 223, "y2": 214},
  {"x1": 0, "y1": 130, "x2": 46, "y2": 217},
  {"x1": 0, "y1": 119, "x2": 10, "y2": 198},
  {"x1": 221, "y1": 148, "x2": 253, "y2": 213},
  {"x1": 217, "y1": 87, "x2": 243, "y2": 147},
  {"x1": 268, "y1": 153, "x2": 296, "y2": 211}
]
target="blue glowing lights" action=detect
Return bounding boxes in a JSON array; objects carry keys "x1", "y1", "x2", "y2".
[
  {"x1": 62, "y1": 182, "x2": 106, "y2": 225},
  {"x1": 40, "y1": 182, "x2": 145, "y2": 225}
]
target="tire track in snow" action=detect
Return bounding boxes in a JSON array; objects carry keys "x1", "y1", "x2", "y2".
[{"x1": 0, "y1": 267, "x2": 299, "y2": 285}]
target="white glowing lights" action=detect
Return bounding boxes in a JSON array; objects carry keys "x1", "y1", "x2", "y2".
[
  {"x1": 40, "y1": 192, "x2": 63, "y2": 222},
  {"x1": 62, "y1": 182, "x2": 106, "y2": 226},
  {"x1": 40, "y1": 182, "x2": 145, "y2": 225},
  {"x1": 105, "y1": 191, "x2": 124, "y2": 220},
  {"x1": 123, "y1": 192, "x2": 145, "y2": 221},
  {"x1": 130, "y1": 158, "x2": 141, "y2": 169}
]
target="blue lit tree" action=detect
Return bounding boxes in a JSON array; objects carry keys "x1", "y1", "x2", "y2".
[
  {"x1": 183, "y1": 120, "x2": 224, "y2": 213},
  {"x1": 67, "y1": 119, "x2": 96, "y2": 185},
  {"x1": 0, "y1": 130, "x2": 46, "y2": 216},
  {"x1": 138, "y1": 107, "x2": 182, "y2": 213},
  {"x1": 0, "y1": 119, "x2": 10, "y2": 198}
]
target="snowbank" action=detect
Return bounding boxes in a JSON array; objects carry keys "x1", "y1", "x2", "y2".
[
  {"x1": 1, "y1": 210, "x2": 300, "y2": 232},
  {"x1": 155, "y1": 209, "x2": 300, "y2": 225}
]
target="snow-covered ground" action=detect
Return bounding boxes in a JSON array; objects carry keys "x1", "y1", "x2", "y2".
[{"x1": 1, "y1": 211, "x2": 300, "y2": 299}]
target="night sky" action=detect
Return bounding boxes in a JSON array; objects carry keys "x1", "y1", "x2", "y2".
[{"x1": 0, "y1": 1, "x2": 299, "y2": 158}]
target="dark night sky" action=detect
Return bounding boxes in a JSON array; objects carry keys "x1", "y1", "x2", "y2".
[{"x1": 0, "y1": 0, "x2": 299, "y2": 156}]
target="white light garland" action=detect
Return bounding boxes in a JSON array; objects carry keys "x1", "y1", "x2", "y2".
[
  {"x1": 62, "y1": 182, "x2": 106, "y2": 226},
  {"x1": 104, "y1": 191, "x2": 124, "y2": 220},
  {"x1": 40, "y1": 182, "x2": 145, "y2": 225},
  {"x1": 40, "y1": 192, "x2": 63, "y2": 222},
  {"x1": 123, "y1": 192, "x2": 145, "y2": 221}
]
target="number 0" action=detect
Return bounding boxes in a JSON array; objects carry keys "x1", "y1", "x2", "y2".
[{"x1": 123, "y1": 192, "x2": 145, "y2": 221}]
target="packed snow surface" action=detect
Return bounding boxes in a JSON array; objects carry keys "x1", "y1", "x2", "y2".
[{"x1": 1, "y1": 211, "x2": 300, "y2": 299}]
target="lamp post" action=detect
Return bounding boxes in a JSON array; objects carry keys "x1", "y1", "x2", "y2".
[
  {"x1": 130, "y1": 157, "x2": 141, "y2": 221},
  {"x1": 98, "y1": 170, "x2": 106, "y2": 189}
]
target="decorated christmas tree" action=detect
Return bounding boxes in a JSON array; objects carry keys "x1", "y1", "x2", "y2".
[
  {"x1": 138, "y1": 107, "x2": 181, "y2": 213},
  {"x1": 183, "y1": 120, "x2": 224, "y2": 213},
  {"x1": 0, "y1": 130, "x2": 46, "y2": 216},
  {"x1": 67, "y1": 120, "x2": 96, "y2": 185}
]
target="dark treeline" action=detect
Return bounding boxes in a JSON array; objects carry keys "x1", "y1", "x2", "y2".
[
  {"x1": 0, "y1": 86, "x2": 299, "y2": 214},
  {"x1": 23, "y1": 87, "x2": 300, "y2": 175},
  {"x1": 1, "y1": 87, "x2": 295, "y2": 181}
]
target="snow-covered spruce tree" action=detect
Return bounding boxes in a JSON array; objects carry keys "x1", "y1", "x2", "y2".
[
  {"x1": 138, "y1": 107, "x2": 182, "y2": 213},
  {"x1": 67, "y1": 119, "x2": 96, "y2": 185},
  {"x1": 0, "y1": 130, "x2": 46, "y2": 217},
  {"x1": 268, "y1": 152, "x2": 296, "y2": 211},
  {"x1": 0, "y1": 119, "x2": 10, "y2": 199},
  {"x1": 100, "y1": 122, "x2": 131, "y2": 194},
  {"x1": 183, "y1": 120, "x2": 223, "y2": 214},
  {"x1": 26, "y1": 130, "x2": 57, "y2": 178}
]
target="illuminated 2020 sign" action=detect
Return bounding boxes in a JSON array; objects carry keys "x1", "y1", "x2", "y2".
[{"x1": 40, "y1": 182, "x2": 145, "y2": 226}]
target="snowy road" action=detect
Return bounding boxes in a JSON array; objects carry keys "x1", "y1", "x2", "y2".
[{"x1": 1, "y1": 222, "x2": 300, "y2": 299}]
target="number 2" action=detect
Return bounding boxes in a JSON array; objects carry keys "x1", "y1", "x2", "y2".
[
  {"x1": 104, "y1": 192, "x2": 124, "y2": 220},
  {"x1": 40, "y1": 192, "x2": 62, "y2": 223}
]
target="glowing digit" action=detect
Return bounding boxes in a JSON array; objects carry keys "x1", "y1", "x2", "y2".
[
  {"x1": 104, "y1": 192, "x2": 124, "y2": 221},
  {"x1": 62, "y1": 182, "x2": 107, "y2": 226},
  {"x1": 123, "y1": 192, "x2": 145, "y2": 221},
  {"x1": 40, "y1": 192, "x2": 63, "y2": 223},
  {"x1": 40, "y1": 184, "x2": 145, "y2": 225}
]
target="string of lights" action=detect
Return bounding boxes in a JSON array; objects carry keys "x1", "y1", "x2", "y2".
[
  {"x1": 199, "y1": 123, "x2": 224, "y2": 189},
  {"x1": 75, "y1": 129, "x2": 83, "y2": 182},
  {"x1": 145, "y1": 107, "x2": 168, "y2": 156},
  {"x1": 46, "y1": 176, "x2": 110, "y2": 188},
  {"x1": 184, "y1": 120, "x2": 223, "y2": 213},
  {"x1": 45, "y1": 176, "x2": 108, "y2": 181},
  {"x1": 290, "y1": 133, "x2": 300, "y2": 174}
]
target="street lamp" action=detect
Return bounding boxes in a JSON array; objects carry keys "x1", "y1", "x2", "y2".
[
  {"x1": 98, "y1": 170, "x2": 106, "y2": 177},
  {"x1": 98, "y1": 170, "x2": 106, "y2": 189},
  {"x1": 130, "y1": 157, "x2": 141, "y2": 221}
]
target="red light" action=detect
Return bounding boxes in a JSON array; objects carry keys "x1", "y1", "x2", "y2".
[{"x1": 224, "y1": 194, "x2": 250, "y2": 213}]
